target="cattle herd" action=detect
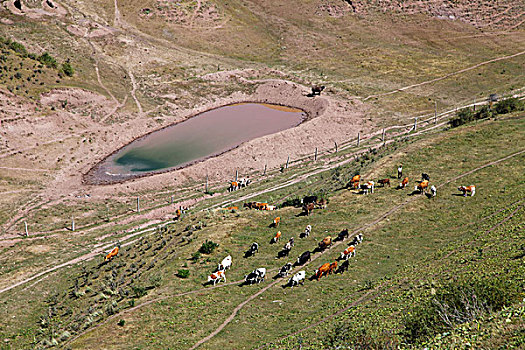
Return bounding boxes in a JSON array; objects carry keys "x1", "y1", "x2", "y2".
[{"x1": 206, "y1": 167, "x2": 477, "y2": 290}]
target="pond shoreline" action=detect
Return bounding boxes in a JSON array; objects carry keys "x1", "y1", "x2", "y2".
[{"x1": 83, "y1": 101, "x2": 308, "y2": 185}]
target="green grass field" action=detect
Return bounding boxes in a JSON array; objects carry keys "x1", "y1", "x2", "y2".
[{"x1": 1, "y1": 113, "x2": 522, "y2": 349}]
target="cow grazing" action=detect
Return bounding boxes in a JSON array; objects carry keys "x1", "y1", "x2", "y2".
[
  {"x1": 311, "y1": 85, "x2": 325, "y2": 96},
  {"x1": 245, "y1": 242, "x2": 259, "y2": 257},
  {"x1": 421, "y1": 173, "x2": 430, "y2": 181},
  {"x1": 208, "y1": 270, "x2": 226, "y2": 285},
  {"x1": 399, "y1": 177, "x2": 409, "y2": 189},
  {"x1": 278, "y1": 262, "x2": 293, "y2": 277},
  {"x1": 256, "y1": 202, "x2": 269, "y2": 211},
  {"x1": 271, "y1": 217, "x2": 281, "y2": 228},
  {"x1": 301, "y1": 224, "x2": 312, "y2": 238},
  {"x1": 318, "y1": 236, "x2": 333, "y2": 250},
  {"x1": 315, "y1": 263, "x2": 331, "y2": 280},
  {"x1": 228, "y1": 181, "x2": 239, "y2": 192},
  {"x1": 361, "y1": 181, "x2": 375, "y2": 194},
  {"x1": 338, "y1": 228, "x2": 349, "y2": 241},
  {"x1": 378, "y1": 178, "x2": 390, "y2": 187},
  {"x1": 337, "y1": 260, "x2": 350, "y2": 274},
  {"x1": 315, "y1": 198, "x2": 327, "y2": 209},
  {"x1": 302, "y1": 195, "x2": 318, "y2": 205},
  {"x1": 238, "y1": 178, "x2": 251, "y2": 188},
  {"x1": 340, "y1": 245, "x2": 356, "y2": 260},
  {"x1": 271, "y1": 231, "x2": 282, "y2": 244},
  {"x1": 267, "y1": 205, "x2": 276, "y2": 211},
  {"x1": 415, "y1": 180, "x2": 430, "y2": 193},
  {"x1": 350, "y1": 233, "x2": 363, "y2": 246},
  {"x1": 105, "y1": 246, "x2": 119, "y2": 262},
  {"x1": 397, "y1": 165, "x2": 403, "y2": 179},
  {"x1": 458, "y1": 185, "x2": 476, "y2": 197},
  {"x1": 350, "y1": 174, "x2": 361, "y2": 189},
  {"x1": 431, "y1": 185, "x2": 437, "y2": 197},
  {"x1": 288, "y1": 271, "x2": 306, "y2": 288},
  {"x1": 281, "y1": 241, "x2": 293, "y2": 257},
  {"x1": 245, "y1": 268, "x2": 266, "y2": 284},
  {"x1": 243, "y1": 202, "x2": 256, "y2": 209},
  {"x1": 303, "y1": 202, "x2": 315, "y2": 216},
  {"x1": 328, "y1": 261, "x2": 338, "y2": 274},
  {"x1": 218, "y1": 255, "x2": 232, "y2": 271},
  {"x1": 296, "y1": 251, "x2": 311, "y2": 265}
]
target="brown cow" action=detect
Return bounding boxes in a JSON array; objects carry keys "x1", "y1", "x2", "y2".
[
  {"x1": 271, "y1": 217, "x2": 281, "y2": 227},
  {"x1": 399, "y1": 177, "x2": 409, "y2": 189},
  {"x1": 350, "y1": 175, "x2": 361, "y2": 189},
  {"x1": 415, "y1": 180, "x2": 430, "y2": 193},
  {"x1": 271, "y1": 231, "x2": 282, "y2": 244},
  {"x1": 228, "y1": 181, "x2": 239, "y2": 192},
  {"x1": 318, "y1": 236, "x2": 332, "y2": 250},
  {"x1": 105, "y1": 246, "x2": 119, "y2": 261},
  {"x1": 458, "y1": 185, "x2": 476, "y2": 197},
  {"x1": 315, "y1": 198, "x2": 327, "y2": 209},
  {"x1": 328, "y1": 261, "x2": 338, "y2": 274},
  {"x1": 315, "y1": 263, "x2": 331, "y2": 280},
  {"x1": 303, "y1": 202, "x2": 315, "y2": 216},
  {"x1": 378, "y1": 178, "x2": 390, "y2": 187}
]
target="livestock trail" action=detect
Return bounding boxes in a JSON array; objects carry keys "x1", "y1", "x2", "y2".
[
  {"x1": 183, "y1": 148, "x2": 525, "y2": 349},
  {"x1": 363, "y1": 49, "x2": 525, "y2": 101}
]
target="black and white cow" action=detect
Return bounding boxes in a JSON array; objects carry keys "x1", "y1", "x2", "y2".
[
  {"x1": 288, "y1": 270, "x2": 306, "y2": 288},
  {"x1": 278, "y1": 263, "x2": 293, "y2": 278},
  {"x1": 245, "y1": 268, "x2": 266, "y2": 284}
]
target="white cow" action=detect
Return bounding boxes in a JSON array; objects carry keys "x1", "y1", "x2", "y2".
[
  {"x1": 288, "y1": 271, "x2": 306, "y2": 288},
  {"x1": 218, "y1": 255, "x2": 232, "y2": 271},
  {"x1": 430, "y1": 185, "x2": 437, "y2": 197}
]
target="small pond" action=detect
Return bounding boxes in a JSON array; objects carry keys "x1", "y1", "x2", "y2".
[{"x1": 86, "y1": 103, "x2": 305, "y2": 184}]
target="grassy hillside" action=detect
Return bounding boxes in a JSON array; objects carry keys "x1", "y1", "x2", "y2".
[{"x1": 1, "y1": 112, "x2": 522, "y2": 349}]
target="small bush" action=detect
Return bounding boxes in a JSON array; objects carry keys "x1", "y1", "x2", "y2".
[
  {"x1": 280, "y1": 197, "x2": 302, "y2": 208},
  {"x1": 8, "y1": 40, "x2": 27, "y2": 56},
  {"x1": 131, "y1": 285, "x2": 146, "y2": 298},
  {"x1": 117, "y1": 319, "x2": 125, "y2": 327},
  {"x1": 191, "y1": 251, "x2": 201, "y2": 261},
  {"x1": 494, "y1": 97, "x2": 524, "y2": 115},
  {"x1": 38, "y1": 52, "x2": 57, "y2": 68},
  {"x1": 176, "y1": 269, "x2": 190, "y2": 278},
  {"x1": 199, "y1": 240, "x2": 219, "y2": 254},
  {"x1": 61, "y1": 62, "x2": 74, "y2": 77}
]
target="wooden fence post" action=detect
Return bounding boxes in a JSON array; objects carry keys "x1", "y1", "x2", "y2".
[
  {"x1": 137, "y1": 197, "x2": 140, "y2": 213},
  {"x1": 414, "y1": 117, "x2": 418, "y2": 131},
  {"x1": 334, "y1": 141, "x2": 338, "y2": 153},
  {"x1": 434, "y1": 101, "x2": 438, "y2": 124},
  {"x1": 24, "y1": 221, "x2": 28, "y2": 236},
  {"x1": 285, "y1": 155, "x2": 290, "y2": 169},
  {"x1": 314, "y1": 147, "x2": 318, "y2": 161},
  {"x1": 71, "y1": 217, "x2": 75, "y2": 232},
  {"x1": 357, "y1": 132, "x2": 360, "y2": 147},
  {"x1": 205, "y1": 174, "x2": 209, "y2": 193},
  {"x1": 235, "y1": 170, "x2": 238, "y2": 182},
  {"x1": 263, "y1": 164, "x2": 267, "y2": 176},
  {"x1": 382, "y1": 128, "x2": 385, "y2": 142}
]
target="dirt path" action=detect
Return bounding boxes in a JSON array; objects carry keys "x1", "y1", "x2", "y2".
[
  {"x1": 363, "y1": 49, "x2": 525, "y2": 101},
  {"x1": 128, "y1": 69, "x2": 143, "y2": 115},
  {"x1": 185, "y1": 148, "x2": 525, "y2": 349}
]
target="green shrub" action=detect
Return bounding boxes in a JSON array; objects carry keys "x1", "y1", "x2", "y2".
[
  {"x1": 402, "y1": 277, "x2": 518, "y2": 344},
  {"x1": 117, "y1": 319, "x2": 125, "y2": 326},
  {"x1": 191, "y1": 251, "x2": 201, "y2": 261},
  {"x1": 131, "y1": 285, "x2": 146, "y2": 298},
  {"x1": 176, "y1": 269, "x2": 190, "y2": 278},
  {"x1": 199, "y1": 240, "x2": 219, "y2": 254},
  {"x1": 494, "y1": 97, "x2": 524, "y2": 115},
  {"x1": 8, "y1": 40, "x2": 27, "y2": 56},
  {"x1": 61, "y1": 62, "x2": 74, "y2": 77},
  {"x1": 280, "y1": 197, "x2": 302, "y2": 208},
  {"x1": 38, "y1": 52, "x2": 57, "y2": 68}
]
